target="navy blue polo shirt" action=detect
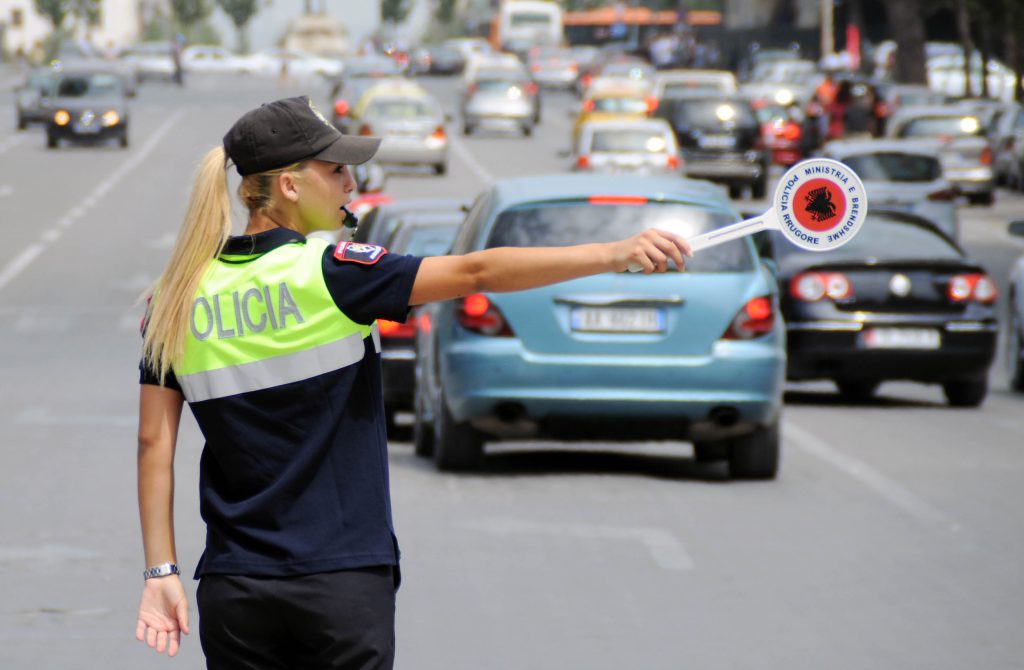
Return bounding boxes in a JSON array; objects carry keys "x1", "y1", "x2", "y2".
[{"x1": 140, "y1": 228, "x2": 422, "y2": 579}]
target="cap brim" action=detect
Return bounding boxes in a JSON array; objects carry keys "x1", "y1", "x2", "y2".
[{"x1": 311, "y1": 134, "x2": 382, "y2": 166}]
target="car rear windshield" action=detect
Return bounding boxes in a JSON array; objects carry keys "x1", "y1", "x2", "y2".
[
  {"x1": 661, "y1": 81, "x2": 727, "y2": 97},
  {"x1": 898, "y1": 115, "x2": 983, "y2": 138},
  {"x1": 672, "y1": 100, "x2": 758, "y2": 129},
  {"x1": 366, "y1": 97, "x2": 435, "y2": 117},
  {"x1": 592, "y1": 96, "x2": 648, "y2": 114},
  {"x1": 56, "y1": 73, "x2": 121, "y2": 97},
  {"x1": 591, "y1": 130, "x2": 670, "y2": 153},
  {"x1": 487, "y1": 201, "x2": 753, "y2": 272},
  {"x1": 841, "y1": 152, "x2": 942, "y2": 182},
  {"x1": 774, "y1": 214, "x2": 961, "y2": 267}
]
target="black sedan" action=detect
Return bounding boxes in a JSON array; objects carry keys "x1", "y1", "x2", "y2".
[
  {"x1": 46, "y1": 67, "x2": 129, "y2": 149},
  {"x1": 761, "y1": 210, "x2": 999, "y2": 406}
]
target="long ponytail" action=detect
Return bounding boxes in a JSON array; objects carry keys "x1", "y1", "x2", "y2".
[{"x1": 142, "y1": 146, "x2": 232, "y2": 383}]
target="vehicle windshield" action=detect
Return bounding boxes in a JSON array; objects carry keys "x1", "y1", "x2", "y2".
[
  {"x1": 774, "y1": 214, "x2": 961, "y2": 269},
  {"x1": 366, "y1": 97, "x2": 435, "y2": 117},
  {"x1": 661, "y1": 81, "x2": 727, "y2": 96},
  {"x1": 55, "y1": 73, "x2": 122, "y2": 97},
  {"x1": 395, "y1": 222, "x2": 460, "y2": 256},
  {"x1": 475, "y1": 80, "x2": 526, "y2": 95},
  {"x1": 899, "y1": 115, "x2": 983, "y2": 138},
  {"x1": 840, "y1": 152, "x2": 942, "y2": 182},
  {"x1": 591, "y1": 130, "x2": 670, "y2": 153},
  {"x1": 488, "y1": 201, "x2": 752, "y2": 272},
  {"x1": 672, "y1": 100, "x2": 758, "y2": 129},
  {"x1": 591, "y1": 97, "x2": 648, "y2": 114}
]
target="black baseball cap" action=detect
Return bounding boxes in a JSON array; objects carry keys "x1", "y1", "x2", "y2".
[{"x1": 223, "y1": 96, "x2": 381, "y2": 176}]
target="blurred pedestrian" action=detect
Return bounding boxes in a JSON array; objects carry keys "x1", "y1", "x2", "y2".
[
  {"x1": 133, "y1": 96, "x2": 691, "y2": 668},
  {"x1": 827, "y1": 80, "x2": 853, "y2": 140}
]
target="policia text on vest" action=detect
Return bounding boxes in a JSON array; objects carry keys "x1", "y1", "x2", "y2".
[{"x1": 191, "y1": 282, "x2": 304, "y2": 340}]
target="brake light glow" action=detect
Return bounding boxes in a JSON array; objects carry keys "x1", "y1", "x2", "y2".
[
  {"x1": 948, "y1": 273, "x2": 997, "y2": 303},
  {"x1": 359, "y1": 123, "x2": 373, "y2": 136},
  {"x1": 723, "y1": 296, "x2": 775, "y2": 339},
  {"x1": 526, "y1": 83, "x2": 539, "y2": 96},
  {"x1": 457, "y1": 294, "x2": 514, "y2": 336},
  {"x1": 645, "y1": 96, "x2": 659, "y2": 114},
  {"x1": 576, "y1": 154, "x2": 590, "y2": 169},
  {"x1": 927, "y1": 188, "x2": 957, "y2": 201},
  {"x1": 666, "y1": 154, "x2": 680, "y2": 170},
  {"x1": 588, "y1": 195, "x2": 648, "y2": 205},
  {"x1": 781, "y1": 122, "x2": 801, "y2": 141},
  {"x1": 582, "y1": 99, "x2": 595, "y2": 113},
  {"x1": 378, "y1": 317, "x2": 418, "y2": 338},
  {"x1": 431, "y1": 126, "x2": 447, "y2": 140},
  {"x1": 979, "y1": 146, "x2": 993, "y2": 165},
  {"x1": 790, "y1": 272, "x2": 853, "y2": 302},
  {"x1": 333, "y1": 99, "x2": 349, "y2": 117}
]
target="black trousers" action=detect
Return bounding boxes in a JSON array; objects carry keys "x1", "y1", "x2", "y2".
[{"x1": 197, "y1": 566, "x2": 397, "y2": 670}]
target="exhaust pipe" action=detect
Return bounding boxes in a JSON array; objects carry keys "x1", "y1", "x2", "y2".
[{"x1": 708, "y1": 406, "x2": 740, "y2": 428}]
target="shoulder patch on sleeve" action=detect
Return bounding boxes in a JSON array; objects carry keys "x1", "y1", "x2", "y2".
[{"x1": 333, "y1": 241, "x2": 388, "y2": 265}]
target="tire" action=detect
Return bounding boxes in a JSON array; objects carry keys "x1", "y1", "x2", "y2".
[
  {"x1": 522, "y1": 124, "x2": 532, "y2": 137},
  {"x1": 727, "y1": 183, "x2": 743, "y2": 200},
  {"x1": 462, "y1": 123, "x2": 473, "y2": 136},
  {"x1": 119, "y1": 133, "x2": 129, "y2": 149},
  {"x1": 728, "y1": 422, "x2": 780, "y2": 480},
  {"x1": 412, "y1": 385, "x2": 435, "y2": 457},
  {"x1": 968, "y1": 191, "x2": 994, "y2": 206},
  {"x1": 433, "y1": 392, "x2": 484, "y2": 471},
  {"x1": 1008, "y1": 304, "x2": 1024, "y2": 392},
  {"x1": 17, "y1": 115, "x2": 27, "y2": 131},
  {"x1": 835, "y1": 379, "x2": 880, "y2": 401},
  {"x1": 46, "y1": 133, "x2": 58, "y2": 149},
  {"x1": 942, "y1": 376, "x2": 988, "y2": 407},
  {"x1": 693, "y1": 441, "x2": 727, "y2": 463},
  {"x1": 433, "y1": 162, "x2": 447, "y2": 175},
  {"x1": 751, "y1": 175, "x2": 768, "y2": 200}
]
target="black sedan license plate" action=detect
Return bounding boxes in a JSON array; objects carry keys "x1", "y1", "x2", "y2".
[
  {"x1": 571, "y1": 307, "x2": 664, "y2": 333},
  {"x1": 862, "y1": 328, "x2": 941, "y2": 350}
]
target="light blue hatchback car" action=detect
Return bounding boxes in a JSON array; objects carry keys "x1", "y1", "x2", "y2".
[{"x1": 413, "y1": 174, "x2": 786, "y2": 478}]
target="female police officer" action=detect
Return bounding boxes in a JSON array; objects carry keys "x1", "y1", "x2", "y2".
[{"x1": 134, "y1": 95, "x2": 690, "y2": 668}]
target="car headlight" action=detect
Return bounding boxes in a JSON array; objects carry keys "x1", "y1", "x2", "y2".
[
  {"x1": 54, "y1": 110, "x2": 70, "y2": 126},
  {"x1": 102, "y1": 110, "x2": 121, "y2": 127}
]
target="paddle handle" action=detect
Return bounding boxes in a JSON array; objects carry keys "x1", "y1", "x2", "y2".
[{"x1": 627, "y1": 212, "x2": 775, "y2": 272}]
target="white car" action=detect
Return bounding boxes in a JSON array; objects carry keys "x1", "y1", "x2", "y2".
[
  {"x1": 927, "y1": 53, "x2": 1017, "y2": 102},
  {"x1": 120, "y1": 42, "x2": 176, "y2": 82},
  {"x1": 181, "y1": 46, "x2": 252, "y2": 74},
  {"x1": 246, "y1": 48, "x2": 342, "y2": 79},
  {"x1": 572, "y1": 118, "x2": 681, "y2": 175}
]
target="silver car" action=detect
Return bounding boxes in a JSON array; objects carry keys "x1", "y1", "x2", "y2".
[
  {"x1": 15, "y1": 66, "x2": 57, "y2": 130},
  {"x1": 462, "y1": 79, "x2": 536, "y2": 136},
  {"x1": 358, "y1": 94, "x2": 449, "y2": 174},
  {"x1": 527, "y1": 46, "x2": 578, "y2": 89},
  {"x1": 886, "y1": 105, "x2": 995, "y2": 205},
  {"x1": 819, "y1": 139, "x2": 959, "y2": 239},
  {"x1": 572, "y1": 118, "x2": 681, "y2": 175}
]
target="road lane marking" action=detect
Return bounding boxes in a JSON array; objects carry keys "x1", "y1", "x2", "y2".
[
  {"x1": 462, "y1": 518, "x2": 695, "y2": 570},
  {"x1": 447, "y1": 134, "x2": 496, "y2": 185},
  {"x1": 784, "y1": 420, "x2": 960, "y2": 531},
  {"x1": 0, "y1": 110, "x2": 185, "y2": 296}
]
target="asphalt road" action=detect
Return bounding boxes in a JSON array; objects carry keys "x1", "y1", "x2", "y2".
[{"x1": 1, "y1": 70, "x2": 1023, "y2": 670}]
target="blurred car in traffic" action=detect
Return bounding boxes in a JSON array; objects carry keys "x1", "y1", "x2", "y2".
[
  {"x1": 1007, "y1": 220, "x2": 1024, "y2": 392},
  {"x1": 181, "y1": 45, "x2": 251, "y2": 74},
  {"x1": 328, "y1": 54, "x2": 403, "y2": 100},
  {"x1": 245, "y1": 48, "x2": 343, "y2": 79},
  {"x1": 414, "y1": 174, "x2": 786, "y2": 479},
  {"x1": 571, "y1": 118, "x2": 681, "y2": 175},
  {"x1": 343, "y1": 80, "x2": 449, "y2": 174},
  {"x1": 53, "y1": 41, "x2": 138, "y2": 97},
  {"x1": 991, "y1": 103, "x2": 1024, "y2": 188},
  {"x1": 527, "y1": 46, "x2": 579, "y2": 89},
  {"x1": 352, "y1": 197, "x2": 470, "y2": 247},
  {"x1": 652, "y1": 69, "x2": 737, "y2": 100},
  {"x1": 14, "y1": 65, "x2": 57, "y2": 130},
  {"x1": 408, "y1": 43, "x2": 466, "y2": 75},
  {"x1": 462, "y1": 77, "x2": 538, "y2": 136},
  {"x1": 886, "y1": 105, "x2": 995, "y2": 205},
  {"x1": 461, "y1": 52, "x2": 528, "y2": 88},
  {"x1": 666, "y1": 97, "x2": 769, "y2": 199},
  {"x1": 575, "y1": 53, "x2": 651, "y2": 97},
  {"x1": 572, "y1": 83, "x2": 656, "y2": 141},
  {"x1": 751, "y1": 99, "x2": 807, "y2": 166},
  {"x1": 818, "y1": 139, "x2": 959, "y2": 239},
  {"x1": 46, "y1": 66, "x2": 129, "y2": 149},
  {"x1": 119, "y1": 41, "x2": 177, "y2": 82},
  {"x1": 761, "y1": 211, "x2": 998, "y2": 406},
  {"x1": 378, "y1": 213, "x2": 463, "y2": 437}
]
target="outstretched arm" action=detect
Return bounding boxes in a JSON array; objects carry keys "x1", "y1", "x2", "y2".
[
  {"x1": 136, "y1": 384, "x2": 189, "y2": 657},
  {"x1": 409, "y1": 228, "x2": 691, "y2": 306}
]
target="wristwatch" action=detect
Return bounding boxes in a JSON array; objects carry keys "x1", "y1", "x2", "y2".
[{"x1": 143, "y1": 562, "x2": 181, "y2": 580}]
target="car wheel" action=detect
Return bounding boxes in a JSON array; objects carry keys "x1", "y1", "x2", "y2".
[
  {"x1": 835, "y1": 379, "x2": 880, "y2": 401},
  {"x1": 1008, "y1": 304, "x2": 1024, "y2": 392},
  {"x1": 728, "y1": 421, "x2": 779, "y2": 480},
  {"x1": 751, "y1": 176, "x2": 768, "y2": 200},
  {"x1": 462, "y1": 123, "x2": 473, "y2": 136},
  {"x1": 433, "y1": 162, "x2": 447, "y2": 175},
  {"x1": 17, "y1": 115, "x2": 27, "y2": 131},
  {"x1": 46, "y1": 133, "x2": 58, "y2": 149},
  {"x1": 522, "y1": 124, "x2": 532, "y2": 137},
  {"x1": 119, "y1": 133, "x2": 129, "y2": 148},
  {"x1": 942, "y1": 375, "x2": 988, "y2": 407},
  {"x1": 433, "y1": 391, "x2": 484, "y2": 471},
  {"x1": 693, "y1": 441, "x2": 727, "y2": 463},
  {"x1": 413, "y1": 385, "x2": 435, "y2": 457},
  {"x1": 968, "y1": 191, "x2": 995, "y2": 206},
  {"x1": 728, "y1": 183, "x2": 743, "y2": 200}
]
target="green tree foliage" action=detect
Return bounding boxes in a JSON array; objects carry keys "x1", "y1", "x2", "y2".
[
  {"x1": 437, "y1": 0, "x2": 457, "y2": 24},
  {"x1": 381, "y1": 0, "x2": 410, "y2": 24},
  {"x1": 172, "y1": 0, "x2": 213, "y2": 29},
  {"x1": 68, "y1": 0, "x2": 100, "y2": 26},
  {"x1": 217, "y1": 0, "x2": 259, "y2": 52},
  {"x1": 34, "y1": 0, "x2": 68, "y2": 30}
]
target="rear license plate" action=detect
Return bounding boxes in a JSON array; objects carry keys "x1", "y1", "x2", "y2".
[
  {"x1": 699, "y1": 134, "x2": 736, "y2": 149},
  {"x1": 861, "y1": 328, "x2": 941, "y2": 350},
  {"x1": 571, "y1": 307, "x2": 664, "y2": 333}
]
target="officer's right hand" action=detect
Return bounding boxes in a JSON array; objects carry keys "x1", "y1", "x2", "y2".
[
  {"x1": 610, "y1": 228, "x2": 692, "y2": 274},
  {"x1": 136, "y1": 575, "x2": 190, "y2": 657}
]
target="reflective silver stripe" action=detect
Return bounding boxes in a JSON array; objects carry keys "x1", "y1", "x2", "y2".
[
  {"x1": 945, "y1": 321, "x2": 999, "y2": 332},
  {"x1": 371, "y1": 322, "x2": 381, "y2": 353},
  {"x1": 179, "y1": 331, "x2": 367, "y2": 402},
  {"x1": 787, "y1": 321, "x2": 864, "y2": 332}
]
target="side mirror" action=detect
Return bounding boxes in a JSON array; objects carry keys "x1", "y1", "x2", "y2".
[{"x1": 1010, "y1": 220, "x2": 1024, "y2": 237}]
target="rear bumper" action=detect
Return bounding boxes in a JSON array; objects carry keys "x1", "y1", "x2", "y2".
[
  {"x1": 685, "y1": 158, "x2": 766, "y2": 182},
  {"x1": 945, "y1": 166, "x2": 994, "y2": 193},
  {"x1": 48, "y1": 123, "x2": 126, "y2": 142}
]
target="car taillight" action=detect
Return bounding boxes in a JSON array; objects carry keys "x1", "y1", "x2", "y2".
[
  {"x1": 378, "y1": 317, "x2": 418, "y2": 338},
  {"x1": 526, "y1": 82, "x2": 539, "y2": 96},
  {"x1": 782, "y1": 122, "x2": 801, "y2": 141},
  {"x1": 948, "y1": 273, "x2": 997, "y2": 303},
  {"x1": 431, "y1": 126, "x2": 446, "y2": 140},
  {"x1": 457, "y1": 294, "x2": 514, "y2": 336},
  {"x1": 723, "y1": 296, "x2": 775, "y2": 339},
  {"x1": 588, "y1": 195, "x2": 648, "y2": 205},
  {"x1": 980, "y1": 146, "x2": 993, "y2": 165},
  {"x1": 927, "y1": 187, "x2": 957, "y2": 201},
  {"x1": 645, "y1": 96, "x2": 659, "y2": 114},
  {"x1": 359, "y1": 123, "x2": 373, "y2": 136},
  {"x1": 582, "y1": 99, "x2": 595, "y2": 113},
  {"x1": 569, "y1": 63, "x2": 579, "y2": 73},
  {"x1": 576, "y1": 154, "x2": 590, "y2": 169},
  {"x1": 581, "y1": 74, "x2": 592, "y2": 88},
  {"x1": 666, "y1": 154, "x2": 680, "y2": 170},
  {"x1": 333, "y1": 99, "x2": 349, "y2": 117},
  {"x1": 790, "y1": 271, "x2": 853, "y2": 302},
  {"x1": 466, "y1": 83, "x2": 477, "y2": 96}
]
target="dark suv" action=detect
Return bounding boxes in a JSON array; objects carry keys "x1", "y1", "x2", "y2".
[{"x1": 660, "y1": 96, "x2": 769, "y2": 199}]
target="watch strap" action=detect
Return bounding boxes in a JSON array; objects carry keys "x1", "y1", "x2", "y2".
[{"x1": 143, "y1": 562, "x2": 181, "y2": 580}]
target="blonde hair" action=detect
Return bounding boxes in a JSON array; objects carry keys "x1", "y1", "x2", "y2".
[{"x1": 141, "y1": 149, "x2": 307, "y2": 383}]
